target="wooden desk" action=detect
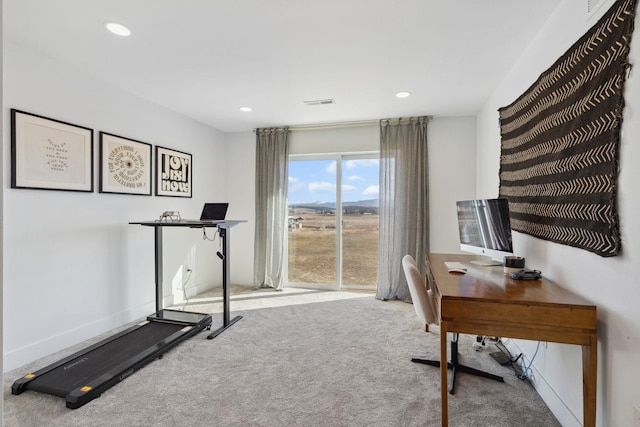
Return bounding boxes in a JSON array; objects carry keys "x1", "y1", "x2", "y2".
[{"x1": 427, "y1": 253, "x2": 597, "y2": 427}]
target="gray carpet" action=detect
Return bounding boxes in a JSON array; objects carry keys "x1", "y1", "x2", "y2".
[{"x1": 3, "y1": 287, "x2": 560, "y2": 426}]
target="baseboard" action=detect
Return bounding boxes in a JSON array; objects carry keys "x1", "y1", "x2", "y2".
[
  {"x1": 166, "y1": 280, "x2": 217, "y2": 307},
  {"x1": 3, "y1": 302, "x2": 154, "y2": 373},
  {"x1": 504, "y1": 340, "x2": 582, "y2": 427}
]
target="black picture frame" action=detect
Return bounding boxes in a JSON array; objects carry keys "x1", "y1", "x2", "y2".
[
  {"x1": 155, "y1": 146, "x2": 192, "y2": 198},
  {"x1": 11, "y1": 109, "x2": 93, "y2": 192},
  {"x1": 99, "y1": 132, "x2": 152, "y2": 196}
]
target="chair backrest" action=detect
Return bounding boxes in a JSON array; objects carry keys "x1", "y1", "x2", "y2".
[{"x1": 402, "y1": 255, "x2": 438, "y2": 327}]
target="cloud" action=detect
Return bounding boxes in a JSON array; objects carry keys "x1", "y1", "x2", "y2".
[
  {"x1": 342, "y1": 184, "x2": 356, "y2": 193},
  {"x1": 309, "y1": 181, "x2": 335, "y2": 193},
  {"x1": 325, "y1": 161, "x2": 337, "y2": 174},
  {"x1": 345, "y1": 159, "x2": 379, "y2": 169},
  {"x1": 363, "y1": 185, "x2": 379, "y2": 195},
  {"x1": 347, "y1": 175, "x2": 363, "y2": 181},
  {"x1": 288, "y1": 176, "x2": 305, "y2": 192}
]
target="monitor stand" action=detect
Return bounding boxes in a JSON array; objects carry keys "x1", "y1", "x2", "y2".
[{"x1": 470, "y1": 259, "x2": 503, "y2": 267}]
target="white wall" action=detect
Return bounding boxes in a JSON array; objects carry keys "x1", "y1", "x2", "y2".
[
  {"x1": 427, "y1": 116, "x2": 476, "y2": 254},
  {"x1": 0, "y1": 0, "x2": 4, "y2": 419},
  {"x1": 3, "y1": 42, "x2": 227, "y2": 371},
  {"x1": 225, "y1": 131, "x2": 256, "y2": 287},
  {"x1": 477, "y1": 1, "x2": 640, "y2": 426}
]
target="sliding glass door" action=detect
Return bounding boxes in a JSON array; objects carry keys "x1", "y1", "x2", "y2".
[
  {"x1": 287, "y1": 158, "x2": 337, "y2": 287},
  {"x1": 340, "y1": 157, "x2": 379, "y2": 289},
  {"x1": 287, "y1": 154, "x2": 378, "y2": 290}
]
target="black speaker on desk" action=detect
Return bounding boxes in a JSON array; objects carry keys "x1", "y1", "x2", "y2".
[{"x1": 503, "y1": 255, "x2": 525, "y2": 275}]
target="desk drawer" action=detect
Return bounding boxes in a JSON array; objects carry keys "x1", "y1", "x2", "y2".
[{"x1": 441, "y1": 299, "x2": 596, "y2": 331}]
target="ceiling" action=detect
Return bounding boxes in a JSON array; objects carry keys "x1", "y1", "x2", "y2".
[{"x1": 4, "y1": 0, "x2": 562, "y2": 133}]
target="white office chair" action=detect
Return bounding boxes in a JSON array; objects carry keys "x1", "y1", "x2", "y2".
[{"x1": 402, "y1": 254, "x2": 504, "y2": 394}]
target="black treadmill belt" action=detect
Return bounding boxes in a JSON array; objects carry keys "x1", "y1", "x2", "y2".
[
  {"x1": 28, "y1": 321, "x2": 184, "y2": 397},
  {"x1": 12, "y1": 311, "x2": 212, "y2": 409}
]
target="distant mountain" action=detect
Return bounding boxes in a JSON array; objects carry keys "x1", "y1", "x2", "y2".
[
  {"x1": 344, "y1": 198, "x2": 378, "y2": 208},
  {"x1": 289, "y1": 198, "x2": 379, "y2": 210}
]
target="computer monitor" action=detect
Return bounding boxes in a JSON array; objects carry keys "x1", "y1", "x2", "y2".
[{"x1": 455, "y1": 198, "x2": 513, "y2": 266}]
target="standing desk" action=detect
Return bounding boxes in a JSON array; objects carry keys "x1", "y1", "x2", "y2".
[
  {"x1": 130, "y1": 220, "x2": 246, "y2": 339},
  {"x1": 426, "y1": 253, "x2": 597, "y2": 427},
  {"x1": 10, "y1": 221, "x2": 235, "y2": 408}
]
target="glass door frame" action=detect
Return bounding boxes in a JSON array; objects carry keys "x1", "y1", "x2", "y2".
[{"x1": 287, "y1": 151, "x2": 378, "y2": 291}]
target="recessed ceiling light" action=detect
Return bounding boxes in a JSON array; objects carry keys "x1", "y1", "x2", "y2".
[
  {"x1": 105, "y1": 22, "x2": 131, "y2": 37},
  {"x1": 396, "y1": 91, "x2": 411, "y2": 98},
  {"x1": 239, "y1": 107, "x2": 252, "y2": 112}
]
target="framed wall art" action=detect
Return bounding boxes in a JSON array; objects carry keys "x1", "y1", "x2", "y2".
[
  {"x1": 99, "y1": 132, "x2": 152, "y2": 195},
  {"x1": 11, "y1": 109, "x2": 93, "y2": 192},
  {"x1": 155, "y1": 146, "x2": 192, "y2": 198}
]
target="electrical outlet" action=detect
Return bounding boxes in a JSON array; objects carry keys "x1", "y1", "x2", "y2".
[{"x1": 634, "y1": 402, "x2": 640, "y2": 427}]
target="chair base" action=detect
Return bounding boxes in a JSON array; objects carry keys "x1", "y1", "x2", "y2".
[
  {"x1": 411, "y1": 357, "x2": 440, "y2": 368},
  {"x1": 411, "y1": 333, "x2": 504, "y2": 394}
]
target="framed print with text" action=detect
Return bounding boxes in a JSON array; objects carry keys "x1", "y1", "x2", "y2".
[
  {"x1": 11, "y1": 109, "x2": 93, "y2": 192},
  {"x1": 99, "y1": 132, "x2": 152, "y2": 195},
  {"x1": 155, "y1": 146, "x2": 192, "y2": 197}
]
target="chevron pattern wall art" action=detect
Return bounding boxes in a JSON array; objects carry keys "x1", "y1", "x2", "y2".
[{"x1": 498, "y1": 0, "x2": 638, "y2": 257}]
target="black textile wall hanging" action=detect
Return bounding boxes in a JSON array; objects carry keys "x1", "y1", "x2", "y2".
[{"x1": 498, "y1": 0, "x2": 638, "y2": 257}]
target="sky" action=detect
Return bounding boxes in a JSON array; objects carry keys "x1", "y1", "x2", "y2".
[{"x1": 288, "y1": 158, "x2": 379, "y2": 204}]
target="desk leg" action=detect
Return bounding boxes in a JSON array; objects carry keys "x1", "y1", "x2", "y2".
[
  {"x1": 582, "y1": 334, "x2": 597, "y2": 427},
  {"x1": 207, "y1": 225, "x2": 243, "y2": 339},
  {"x1": 154, "y1": 226, "x2": 163, "y2": 313},
  {"x1": 441, "y1": 323, "x2": 449, "y2": 427}
]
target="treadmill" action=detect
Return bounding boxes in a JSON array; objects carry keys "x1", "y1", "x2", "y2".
[
  {"x1": 11, "y1": 219, "x2": 245, "y2": 409},
  {"x1": 12, "y1": 309, "x2": 211, "y2": 409}
]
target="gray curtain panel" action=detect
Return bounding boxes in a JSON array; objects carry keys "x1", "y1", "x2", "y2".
[
  {"x1": 377, "y1": 117, "x2": 429, "y2": 301},
  {"x1": 253, "y1": 127, "x2": 290, "y2": 290}
]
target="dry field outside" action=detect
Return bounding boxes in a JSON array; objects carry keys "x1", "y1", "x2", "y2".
[{"x1": 288, "y1": 209, "x2": 379, "y2": 287}]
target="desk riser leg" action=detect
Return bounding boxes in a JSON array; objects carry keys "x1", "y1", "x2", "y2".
[
  {"x1": 207, "y1": 315, "x2": 243, "y2": 340},
  {"x1": 221, "y1": 227, "x2": 230, "y2": 326},
  {"x1": 154, "y1": 227, "x2": 163, "y2": 313},
  {"x1": 206, "y1": 225, "x2": 243, "y2": 339}
]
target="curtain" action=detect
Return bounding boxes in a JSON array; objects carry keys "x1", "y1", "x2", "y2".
[
  {"x1": 253, "y1": 127, "x2": 290, "y2": 290},
  {"x1": 376, "y1": 117, "x2": 429, "y2": 301}
]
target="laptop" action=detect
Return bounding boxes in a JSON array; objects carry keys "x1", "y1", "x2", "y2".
[{"x1": 200, "y1": 203, "x2": 229, "y2": 222}]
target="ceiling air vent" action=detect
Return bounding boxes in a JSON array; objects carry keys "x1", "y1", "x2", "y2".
[{"x1": 304, "y1": 99, "x2": 336, "y2": 106}]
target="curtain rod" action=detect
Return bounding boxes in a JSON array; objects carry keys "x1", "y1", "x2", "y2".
[
  {"x1": 254, "y1": 116, "x2": 432, "y2": 132},
  {"x1": 288, "y1": 120, "x2": 379, "y2": 131},
  {"x1": 253, "y1": 120, "x2": 377, "y2": 132}
]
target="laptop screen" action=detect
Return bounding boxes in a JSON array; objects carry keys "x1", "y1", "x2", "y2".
[{"x1": 200, "y1": 203, "x2": 229, "y2": 221}]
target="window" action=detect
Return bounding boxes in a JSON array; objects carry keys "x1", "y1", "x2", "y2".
[{"x1": 287, "y1": 154, "x2": 379, "y2": 290}]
